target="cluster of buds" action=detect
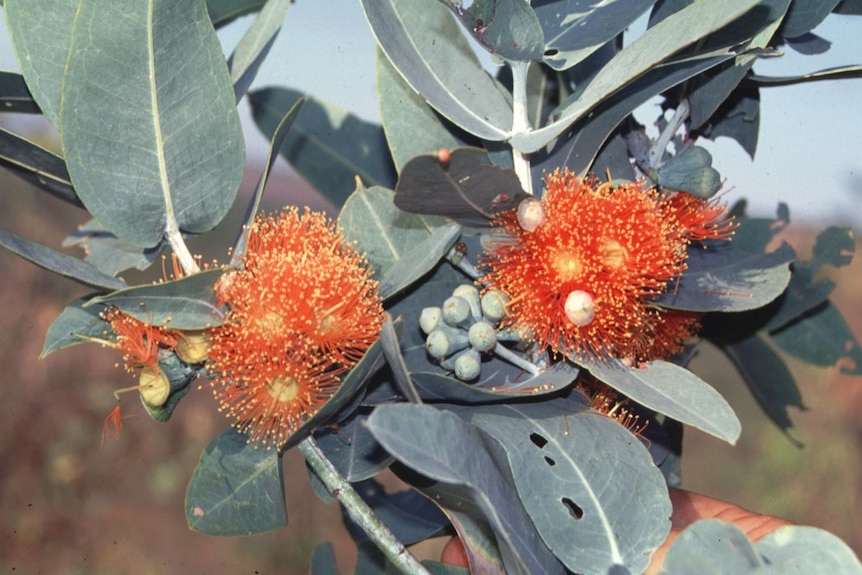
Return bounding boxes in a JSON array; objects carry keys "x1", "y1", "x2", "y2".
[{"x1": 420, "y1": 284, "x2": 518, "y2": 382}]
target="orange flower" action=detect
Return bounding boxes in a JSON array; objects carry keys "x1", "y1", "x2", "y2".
[
  {"x1": 662, "y1": 191, "x2": 736, "y2": 241},
  {"x1": 207, "y1": 207, "x2": 383, "y2": 448},
  {"x1": 104, "y1": 307, "x2": 178, "y2": 371},
  {"x1": 482, "y1": 169, "x2": 690, "y2": 360}
]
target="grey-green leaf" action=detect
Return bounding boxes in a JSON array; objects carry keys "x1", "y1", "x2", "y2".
[
  {"x1": 770, "y1": 301, "x2": 862, "y2": 375},
  {"x1": 185, "y1": 428, "x2": 287, "y2": 536},
  {"x1": 378, "y1": 221, "x2": 461, "y2": 301},
  {"x1": 228, "y1": 0, "x2": 290, "y2": 101},
  {"x1": 661, "y1": 519, "x2": 764, "y2": 574},
  {"x1": 376, "y1": 49, "x2": 463, "y2": 174},
  {"x1": 63, "y1": 219, "x2": 162, "y2": 277},
  {"x1": 757, "y1": 525, "x2": 862, "y2": 574},
  {"x1": 462, "y1": 398, "x2": 671, "y2": 575},
  {"x1": 5, "y1": 0, "x2": 78, "y2": 128},
  {"x1": 85, "y1": 268, "x2": 225, "y2": 330},
  {"x1": 723, "y1": 333, "x2": 803, "y2": 438},
  {"x1": 362, "y1": 0, "x2": 512, "y2": 141},
  {"x1": 654, "y1": 242, "x2": 794, "y2": 313},
  {"x1": 0, "y1": 71, "x2": 40, "y2": 113},
  {"x1": 580, "y1": 357, "x2": 741, "y2": 444},
  {"x1": 0, "y1": 229, "x2": 126, "y2": 291},
  {"x1": 0, "y1": 126, "x2": 80, "y2": 208},
  {"x1": 249, "y1": 87, "x2": 396, "y2": 207},
  {"x1": 337, "y1": 183, "x2": 449, "y2": 281},
  {"x1": 536, "y1": 0, "x2": 657, "y2": 71},
  {"x1": 510, "y1": 0, "x2": 761, "y2": 152},
  {"x1": 41, "y1": 297, "x2": 107, "y2": 358},
  {"x1": 441, "y1": 0, "x2": 545, "y2": 62},
  {"x1": 657, "y1": 145, "x2": 721, "y2": 198},
  {"x1": 60, "y1": 0, "x2": 244, "y2": 247}
]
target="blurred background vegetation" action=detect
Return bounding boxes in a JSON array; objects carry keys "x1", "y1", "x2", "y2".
[{"x1": 0, "y1": 126, "x2": 860, "y2": 573}]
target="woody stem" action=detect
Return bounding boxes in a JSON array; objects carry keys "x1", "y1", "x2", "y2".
[
  {"x1": 510, "y1": 60, "x2": 534, "y2": 196},
  {"x1": 649, "y1": 98, "x2": 691, "y2": 169},
  {"x1": 298, "y1": 437, "x2": 431, "y2": 575}
]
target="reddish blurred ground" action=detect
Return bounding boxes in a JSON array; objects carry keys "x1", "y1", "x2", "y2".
[{"x1": 1, "y1": 167, "x2": 860, "y2": 574}]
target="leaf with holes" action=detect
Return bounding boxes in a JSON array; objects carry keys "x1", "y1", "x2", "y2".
[
  {"x1": 458, "y1": 396, "x2": 671, "y2": 575},
  {"x1": 367, "y1": 404, "x2": 567, "y2": 575}
]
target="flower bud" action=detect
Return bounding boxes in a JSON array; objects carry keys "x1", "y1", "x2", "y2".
[
  {"x1": 175, "y1": 330, "x2": 211, "y2": 364},
  {"x1": 452, "y1": 284, "x2": 482, "y2": 320},
  {"x1": 480, "y1": 290, "x2": 509, "y2": 321},
  {"x1": 564, "y1": 290, "x2": 596, "y2": 327},
  {"x1": 426, "y1": 326, "x2": 469, "y2": 359},
  {"x1": 139, "y1": 366, "x2": 171, "y2": 407},
  {"x1": 454, "y1": 349, "x2": 481, "y2": 381},
  {"x1": 517, "y1": 198, "x2": 546, "y2": 231},
  {"x1": 442, "y1": 296, "x2": 471, "y2": 327},
  {"x1": 468, "y1": 321, "x2": 497, "y2": 352},
  {"x1": 419, "y1": 307, "x2": 442, "y2": 334}
]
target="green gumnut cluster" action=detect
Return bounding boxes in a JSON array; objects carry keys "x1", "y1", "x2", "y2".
[{"x1": 420, "y1": 284, "x2": 512, "y2": 382}]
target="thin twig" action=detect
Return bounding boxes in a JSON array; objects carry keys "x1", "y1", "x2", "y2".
[
  {"x1": 298, "y1": 437, "x2": 431, "y2": 575},
  {"x1": 510, "y1": 60, "x2": 533, "y2": 196},
  {"x1": 648, "y1": 98, "x2": 691, "y2": 169}
]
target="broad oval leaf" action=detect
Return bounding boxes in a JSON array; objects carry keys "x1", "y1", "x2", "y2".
[
  {"x1": 367, "y1": 404, "x2": 567, "y2": 575},
  {"x1": 395, "y1": 147, "x2": 528, "y2": 226},
  {"x1": 770, "y1": 301, "x2": 862, "y2": 375},
  {"x1": 461, "y1": 397, "x2": 671, "y2": 575},
  {"x1": 378, "y1": 221, "x2": 461, "y2": 301},
  {"x1": 536, "y1": 0, "x2": 657, "y2": 71},
  {"x1": 249, "y1": 87, "x2": 396, "y2": 207},
  {"x1": 376, "y1": 49, "x2": 464, "y2": 174},
  {"x1": 60, "y1": 0, "x2": 244, "y2": 247},
  {"x1": 313, "y1": 411, "x2": 393, "y2": 483},
  {"x1": 757, "y1": 525, "x2": 862, "y2": 574},
  {"x1": 657, "y1": 145, "x2": 721, "y2": 198},
  {"x1": 661, "y1": 519, "x2": 764, "y2": 574},
  {"x1": 0, "y1": 229, "x2": 126, "y2": 291},
  {"x1": 442, "y1": 0, "x2": 545, "y2": 62},
  {"x1": 337, "y1": 183, "x2": 450, "y2": 281},
  {"x1": 409, "y1": 362, "x2": 579, "y2": 404},
  {"x1": 580, "y1": 357, "x2": 742, "y2": 444},
  {"x1": 282, "y1": 338, "x2": 386, "y2": 451},
  {"x1": 63, "y1": 219, "x2": 162, "y2": 278},
  {"x1": 5, "y1": 0, "x2": 78, "y2": 128},
  {"x1": 85, "y1": 268, "x2": 226, "y2": 330},
  {"x1": 41, "y1": 297, "x2": 107, "y2": 358},
  {"x1": 362, "y1": 0, "x2": 512, "y2": 141},
  {"x1": 185, "y1": 428, "x2": 287, "y2": 536},
  {"x1": 654, "y1": 242, "x2": 795, "y2": 312}
]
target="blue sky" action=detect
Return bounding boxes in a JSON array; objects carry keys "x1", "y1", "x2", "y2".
[{"x1": 2, "y1": 3, "x2": 860, "y2": 229}]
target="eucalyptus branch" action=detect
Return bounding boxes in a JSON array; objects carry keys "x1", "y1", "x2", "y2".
[
  {"x1": 165, "y1": 219, "x2": 200, "y2": 275},
  {"x1": 298, "y1": 437, "x2": 432, "y2": 575},
  {"x1": 648, "y1": 98, "x2": 691, "y2": 169},
  {"x1": 493, "y1": 342, "x2": 541, "y2": 377},
  {"x1": 509, "y1": 60, "x2": 534, "y2": 196}
]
